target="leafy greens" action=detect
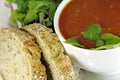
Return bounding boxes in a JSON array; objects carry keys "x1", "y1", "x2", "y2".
[
  {"x1": 81, "y1": 24, "x2": 102, "y2": 40},
  {"x1": 6, "y1": 0, "x2": 62, "y2": 27},
  {"x1": 65, "y1": 24, "x2": 120, "y2": 50},
  {"x1": 64, "y1": 37, "x2": 84, "y2": 48}
]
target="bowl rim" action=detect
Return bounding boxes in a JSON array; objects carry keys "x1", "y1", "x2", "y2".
[
  {"x1": 54, "y1": 0, "x2": 120, "y2": 53},
  {"x1": 54, "y1": 1, "x2": 120, "y2": 74}
]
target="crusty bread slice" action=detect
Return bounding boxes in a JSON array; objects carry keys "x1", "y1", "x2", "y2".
[
  {"x1": 21, "y1": 23, "x2": 76, "y2": 80},
  {"x1": 0, "y1": 28, "x2": 47, "y2": 80}
]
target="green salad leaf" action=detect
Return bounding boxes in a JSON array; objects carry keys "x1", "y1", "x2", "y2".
[
  {"x1": 6, "y1": 0, "x2": 62, "y2": 27},
  {"x1": 24, "y1": 1, "x2": 52, "y2": 25},
  {"x1": 10, "y1": 10, "x2": 26, "y2": 23},
  {"x1": 6, "y1": 0, "x2": 17, "y2": 3}
]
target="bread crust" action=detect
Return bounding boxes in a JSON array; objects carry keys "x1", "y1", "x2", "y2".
[
  {"x1": 0, "y1": 28, "x2": 47, "y2": 80},
  {"x1": 21, "y1": 23, "x2": 76, "y2": 80}
]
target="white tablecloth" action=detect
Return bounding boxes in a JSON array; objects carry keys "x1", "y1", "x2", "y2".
[{"x1": 0, "y1": 0, "x2": 11, "y2": 28}]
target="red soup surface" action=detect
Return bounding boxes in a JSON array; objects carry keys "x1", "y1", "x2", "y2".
[{"x1": 59, "y1": 0, "x2": 120, "y2": 48}]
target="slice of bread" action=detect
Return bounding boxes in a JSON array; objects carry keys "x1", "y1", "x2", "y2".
[
  {"x1": 0, "y1": 28, "x2": 47, "y2": 80},
  {"x1": 21, "y1": 23, "x2": 76, "y2": 80}
]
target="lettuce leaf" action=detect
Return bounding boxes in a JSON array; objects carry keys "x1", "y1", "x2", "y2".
[{"x1": 7, "y1": 0, "x2": 62, "y2": 27}]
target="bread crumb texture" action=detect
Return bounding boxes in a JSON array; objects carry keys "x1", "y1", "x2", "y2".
[
  {"x1": 22, "y1": 23, "x2": 76, "y2": 80},
  {"x1": 0, "y1": 28, "x2": 47, "y2": 80}
]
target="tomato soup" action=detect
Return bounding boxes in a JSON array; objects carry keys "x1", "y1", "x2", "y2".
[{"x1": 59, "y1": 0, "x2": 120, "y2": 48}]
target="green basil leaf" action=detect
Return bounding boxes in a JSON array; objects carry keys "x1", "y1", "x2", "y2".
[
  {"x1": 64, "y1": 37, "x2": 84, "y2": 48},
  {"x1": 96, "y1": 39, "x2": 104, "y2": 47},
  {"x1": 93, "y1": 43, "x2": 120, "y2": 50},
  {"x1": 82, "y1": 24, "x2": 102, "y2": 40},
  {"x1": 101, "y1": 33, "x2": 120, "y2": 45}
]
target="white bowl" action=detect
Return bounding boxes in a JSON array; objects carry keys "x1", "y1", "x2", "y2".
[{"x1": 54, "y1": 0, "x2": 120, "y2": 76}]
